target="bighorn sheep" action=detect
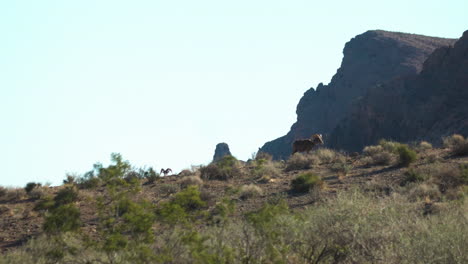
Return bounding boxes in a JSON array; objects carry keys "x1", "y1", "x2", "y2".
[
  {"x1": 160, "y1": 168, "x2": 172, "y2": 176},
  {"x1": 292, "y1": 134, "x2": 324, "y2": 154}
]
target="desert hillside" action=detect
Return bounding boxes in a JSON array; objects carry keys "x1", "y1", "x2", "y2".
[{"x1": 1, "y1": 137, "x2": 467, "y2": 263}]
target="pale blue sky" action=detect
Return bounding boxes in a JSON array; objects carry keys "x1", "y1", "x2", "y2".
[{"x1": 1, "y1": 0, "x2": 467, "y2": 187}]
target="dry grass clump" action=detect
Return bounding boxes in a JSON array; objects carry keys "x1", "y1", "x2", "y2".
[
  {"x1": 180, "y1": 175, "x2": 203, "y2": 188},
  {"x1": 443, "y1": 134, "x2": 468, "y2": 156},
  {"x1": 200, "y1": 155, "x2": 243, "y2": 180},
  {"x1": 285, "y1": 153, "x2": 319, "y2": 171},
  {"x1": 0, "y1": 187, "x2": 26, "y2": 202},
  {"x1": 314, "y1": 148, "x2": 337, "y2": 164},
  {"x1": 407, "y1": 183, "x2": 442, "y2": 202},
  {"x1": 252, "y1": 159, "x2": 282, "y2": 183},
  {"x1": 417, "y1": 141, "x2": 433, "y2": 152},
  {"x1": 178, "y1": 169, "x2": 195, "y2": 177},
  {"x1": 159, "y1": 184, "x2": 179, "y2": 195},
  {"x1": 430, "y1": 164, "x2": 468, "y2": 193},
  {"x1": 362, "y1": 145, "x2": 394, "y2": 166},
  {"x1": 239, "y1": 184, "x2": 263, "y2": 199}
]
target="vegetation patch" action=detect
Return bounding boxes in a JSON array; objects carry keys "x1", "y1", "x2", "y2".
[
  {"x1": 200, "y1": 155, "x2": 242, "y2": 180},
  {"x1": 291, "y1": 172, "x2": 324, "y2": 193}
]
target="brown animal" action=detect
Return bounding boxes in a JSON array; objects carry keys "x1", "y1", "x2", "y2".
[
  {"x1": 160, "y1": 168, "x2": 172, "y2": 176},
  {"x1": 292, "y1": 134, "x2": 324, "y2": 154}
]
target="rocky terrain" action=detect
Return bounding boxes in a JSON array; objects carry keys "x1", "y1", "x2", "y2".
[
  {"x1": 330, "y1": 30, "x2": 468, "y2": 151},
  {"x1": 260, "y1": 30, "x2": 457, "y2": 159}
]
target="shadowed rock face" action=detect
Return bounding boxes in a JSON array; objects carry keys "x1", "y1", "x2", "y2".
[
  {"x1": 329, "y1": 30, "x2": 468, "y2": 151},
  {"x1": 260, "y1": 30, "x2": 456, "y2": 159},
  {"x1": 213, "y1": 143, "x2": 232, "y2": 162}
]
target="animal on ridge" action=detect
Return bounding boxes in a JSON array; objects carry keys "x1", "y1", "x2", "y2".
[{"x1": 292, "y1": 134, "x2": 324, "y2": 154}]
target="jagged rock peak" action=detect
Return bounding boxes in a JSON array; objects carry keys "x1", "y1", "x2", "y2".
[{"x1": 213, "y1": 143, "x2": 232, "y2": 162}]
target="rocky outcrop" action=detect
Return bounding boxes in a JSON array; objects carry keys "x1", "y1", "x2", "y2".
[
  {"x1": 329, "y1": 30, "x2": 468, "y2": 151},
  {"x1": 213, "y1": 143, "x2": 232, "y2": 162},
  {"x1": 260, "y1": 30, "x2": 456, "y2": 159}
]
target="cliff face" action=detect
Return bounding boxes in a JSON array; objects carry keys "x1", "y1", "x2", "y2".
[
  {"x1": 260, "y1": 30, "x2": 456, "y2": 159},
  {"x1": 329, "y1": 30, "x2": 468, "y2": 151}
]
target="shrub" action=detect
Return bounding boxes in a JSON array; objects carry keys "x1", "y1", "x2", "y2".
[
  {"x1": 28, "y1": 187, "x2": 46, "y2": 200},
  {"x1": 63, "y1": 174, "x2": 77, "y2": 185},
  {"x1": 24, "y1": 182, "x2": 41, "y2": 194},
  {"x1": 430, "y1": 165, "x2": 468, "y2": 193},
  {"x1": 291, "y1": 172, "x2": 324, "y2": 193},
  {"x1": 172, "y1": 186, "x2": 206, "y2": 211},
  {"x1": 0, "y1": 186, "x2": 6, "y2": 198},
  {"x1": 34, "y1": 195, "x2": 55, "y2": 211},
  {"x1": 53, "y1": 186, "x2": 79, "y2": 207},
  {"x1": 363, "y1": 145, "x2": 394, "y2": 166},
  {"x1": 239, "y1": 184, "x2": 263, "y2": 199},
  {"x1": 397, "y1": 144, "x2": 417, "y2": 167},
  {"x1": 418, "y1": 141, "x2": 433, "y2": 152},
  {"x1": 407, "y1": 183, "x2": 442, "y2": 202},
  {"x1": 330, "y1": 160, "x2": 353, "y2": 178},
  {"x1": 255, "y1": 152, "x2": 273, "y2": 161},
  {"x1": 200, "y1": 155, "x2": 242, "y2": 180},
  {"x1": 443, "y1": 134, "x2": 468, "y2": 156},
  {"x1": 252, "y1": 159, "x2": 282, "y2": 182},
  {"x1": 286, "y1": 153, "x2": 319, "y2": 171},
  {"x1": 159, "y1": 184, "x2": 179, "y2": 195},
  {"x1": 379, "y1": 139, "x2": 401, "y2": 153},
  {"x1": 315, "y1": 148, "x2": 337, "y2": 164},
  {"x1": 43, "y1": 204, "x2": 81, "y2": 234},
  {"x1": 401, "y1": 169, "x2": 426, "y2": 186},
  {"x1": 143, "y1": 167, "x2": 160, "y2": 184},
  {"x1": 180, "y1": 175, "x2": 203, "y2": 188}
]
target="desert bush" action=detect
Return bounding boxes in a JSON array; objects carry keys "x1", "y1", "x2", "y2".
[
  {"x1": 43, "y1": 204, "x2": 81, "y2": 234},
  {"x1": 443, "y1": 134, "x2": 468, "y2": 156},
  {"x1": 285, "y1": 153, "x2": 319, "y2": 171},
  {"x1": 430, "y1": 165, "x2": 468, "y2": 193},
  {"x1": 63, "y1": 174, "x2": 77, "y2": 185},
  {"x1": 401, "y1": 169, "x2": 426, "y2": 186},
  {"x1": 156, "y1": 186, "x2": 206, "y2": 225},
  {"x1": 180, "y1": 175, "x2": 203, "y2": 188},
  {"x1": 24, "y1": 182, "x2": 41, "y2": 194},
  {"x1": 407, "y1": 183, "x2": 442, "y2": 202},
  {"x1": 291, "y1": 172, "x2": 324, "y2": 193},
  {"x1": 0, "y1": 188, "x2": 25, "y2": 201},
  {"x1": 252, "y1": 159, "x2": 282, "y2": 182},
  {"x1": 159, "y1": 184, "x2": 179, "y2": 195},
  {"x1": 255, "y1": 152, "x2": 273, "y2": 161},
  {"x1": 142, "y1": 167, "x2": 160, "y2": 184},
  {"x1": 330, "y1": 160, "x2": 353, "y2": 177},
  {"x1": 239, "y1": 184, "x2": 263, "y2": 199},
  {"x1": 34, "y1": 195, "x2": 55, "y2": 211},
  {"x1": 397, "y1": 144, "x2": 417, "y2": 167},
  {"x1": 178, "y1": 169, "x2": 194, "y2": 177},
  {"x1": 0, "y1": 186, "x2": 6, "y2": 198},
  {"x1": 315, "y1": 148, "x2": 337, "y2": 164},
  {"x1": 363, "y1": 145, "x2": 394, "y2": 166},
  {"x1": 200, "y1": 155, "x2": 242, "y2": 180},
  {"x1": 418, "y1": 141, "x2": 433, "y2": 152},
  {"x1": 28, "y1": 187, "x2": 46, "y2": 200},
  {"x1": 379, "y1": 139, "x2": 401, "y2": 153},
  {"x1": 53, "y1": 186, "x2": 79, "y2": 207},
  {"x1": 426, "y1": 153, "x2": 441, "y2": 163}
]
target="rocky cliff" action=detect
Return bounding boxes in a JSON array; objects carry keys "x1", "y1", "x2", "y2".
[
  {"x1": 260, "y1": 30, "x2": 456, "y2": 159},
  {"x1": 329, "y1": 30, "x2": 468, "y2": 151}
]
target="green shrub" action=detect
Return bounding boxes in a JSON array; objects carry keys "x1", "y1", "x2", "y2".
[
  {"x1": 53, "y1": 186, "x2": 79, "y2": 207},
  {"x1": 43, "y1": 204, "x2": 81, "y2": 234},
  {"x1": 330, "y1": 161, "x2": 353, "y2": 177},
  {"x1": 63, "y1": 174, "x2": 77, "y2": 185},
  {"x1": 159, "y1": 184, "x2": 179, "y2": 195},
  {"x1": 172, "y1": 186, "x2": 206, "y2": 211},
  {"x1": 397, "y1": 144, "x2": 417, "y2": 167},
  {"x1": 401, "y1": 169, "x2": 426, "y2": 186},
  {"x1": 24, "y1": 182, "x2": 41, "y2": 194},
  {"x1": 200, "y1": 155, "x2": 242, "y2": 180},
  {"x1": 34, "y1": 195, "x2": 55, "y2": 211},
  {"x1": 291, "y1": 172, "x2": 324, "y2": 193},
  {"x1": 143, "y1": 167, "x2": 160, "y2": 184}
]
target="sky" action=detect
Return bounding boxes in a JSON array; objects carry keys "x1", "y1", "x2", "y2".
[{"x1": 1, "y1": 0, "x2": 467, "y2": 187}]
